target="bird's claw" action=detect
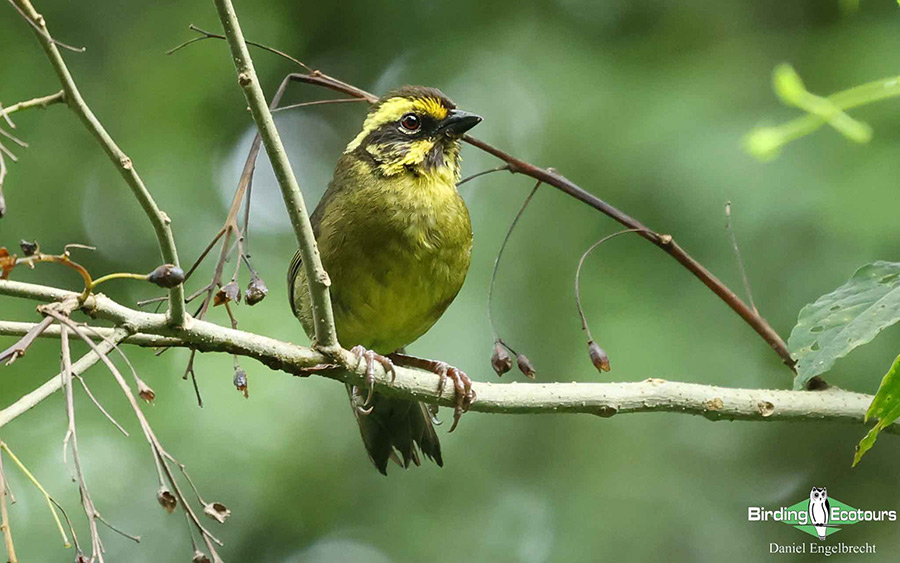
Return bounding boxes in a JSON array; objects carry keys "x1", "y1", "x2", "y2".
[
  {"x1": 349, "y1": 385, "x2": 375, "y2": 415},
  {"x1": 432, "y1": 361, "x2": 475, "y2": 432},
  {"x1": 350, "y1": 345, "x2": 396, "y2": 406}
]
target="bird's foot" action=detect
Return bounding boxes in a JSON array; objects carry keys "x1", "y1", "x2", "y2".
[
  {"x1": 350, "y1": 345, "x2": 396, "y2": 409},
  {"x1": 389, "y1": 353, "x2": 475, "y2": 432}
]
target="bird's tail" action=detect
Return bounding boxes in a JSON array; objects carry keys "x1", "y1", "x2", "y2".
[
  {"x1": 347, "y1": 385, "x2": 443, "y2": 475},
  {"x1": 815, "y1": 526, "x2": 827, "y2": 540}
]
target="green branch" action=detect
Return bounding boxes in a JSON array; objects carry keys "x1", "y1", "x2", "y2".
[
  {"x1": 211, "y1": 0, "x2": 339, "y2": 351},
  {"x1": 11, "y1": 0, "x2": 187, "y2": 326}
]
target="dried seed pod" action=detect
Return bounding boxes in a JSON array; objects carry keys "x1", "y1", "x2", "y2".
[
  {"x1": 19, "y1": 239, "x2": 38, "y2": 256},
  {"x1": 203, "y1": 501, "x2": 231, "y2": 524},
  {"x1": 214, "y1": 280, "x2": 240, "y2": 306},
  {"x1": 233, "y1": 367, "x2": 248, "y2": 398},
  {"x1": 137, "y1": 377, "x2": 156, "y2": 403},
  {"x1": 588, "y1": 341, "x2": 611, "y2": 373},
  {"x1": 516, "y1": 354, "x2": 536, "y2": 379},
  {"x1": 490, "y1": 341, "x2": 512, "y2": 377},
  {"x1": 244, "y1": 275, "x2": 268, "y2": 306},
  {"x1": 0, "y1": 247, "x2": 15, "y2": 280},
  {"x1": 157, "y1": 486, "x2": 177, "y2": 514},
  {"x1": 147, "y1": 264, "x2": 185, "y2": 288}
]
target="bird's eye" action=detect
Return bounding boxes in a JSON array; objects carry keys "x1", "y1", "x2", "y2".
[{"x1": 400, "y1": 113, "x2": 420, "y2": 132}]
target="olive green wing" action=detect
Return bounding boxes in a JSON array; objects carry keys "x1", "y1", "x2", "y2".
[{"x1": 286, "y1": 173, "x2": 340, "y2": 321}]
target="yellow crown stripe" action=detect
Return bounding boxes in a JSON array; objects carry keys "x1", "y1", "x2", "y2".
[{"x1": 345, "y1": 97, "x2": 449, "y2": 153}]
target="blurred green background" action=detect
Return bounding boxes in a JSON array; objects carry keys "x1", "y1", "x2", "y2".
[{"x1": 2, "y1": 0, "x2": 900, "y2": 561}]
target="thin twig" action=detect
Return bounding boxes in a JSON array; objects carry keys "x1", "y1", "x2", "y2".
[
  {"x1": 74, "y1": 374, "x2": 129, "y2": 437},
  {"x1": 0, "y1": 141, "x2": 17, "y2": 161},
  {"x1": 488, "y1": 179, "x2": 541, "y2": 349},
  {"x1": 0, "y1": 450, "x2": 16, "y2": 563},
  {"x1": 0, "y1": 315, "x2": 54, "y2": 365},
  {"x1": 271, "y1": 98, "x2": 367, "y2": 113},
  {"x1": 0, "y1": 150, "x2": 7, "y2": 217},
  {"x1": 724, "y1": 202, "x2": 758, "y2": 315},
  {"x1": 457, "y1": 164, "x2": 511, "y2": 186},
  {"x1": 168, "y1": 24, "x2": 313, "y2": 73},
  {"x1": 4, "y1": 0, "x2": 84, "y2": 52},
  {"x1": 0, "y1": 128, "x2": 27, "y2": 148},
  {"x1": 58, "y1": 321, "x2": 105, "y2": 562},
  {"x1": 574, "y1": 228, "x2": 649, "y2": 345},
  {"x1": 0, "y1": 91, "x2": 65, "y2": 123},
  {"x1": 0, "y1": 441, "x2": 70, "y2": 547}
]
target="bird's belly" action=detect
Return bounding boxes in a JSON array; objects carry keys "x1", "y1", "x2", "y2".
[{"x1": 330, "y1": 236, "x2": 469, "y2": 353}]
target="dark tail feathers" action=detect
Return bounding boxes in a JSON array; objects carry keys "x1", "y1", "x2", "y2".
[{"x1": 348, "y1": 385, "x2": 442, "y2": 475}]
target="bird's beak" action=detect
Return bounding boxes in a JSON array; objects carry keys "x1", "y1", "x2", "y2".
[{"x1": 439, "y1": 109, "x2": 483, "y2": 136}]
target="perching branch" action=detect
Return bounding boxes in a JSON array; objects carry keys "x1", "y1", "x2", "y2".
[
  {"x1": 212, "y1": 0, "x2": 339, "y2": 352},
  {"x1": 0, "y1": 279, "x2": 893, "y2": 435},
  {"x1": 10, "y1": 0, "x2": 186, "y2": 326}
]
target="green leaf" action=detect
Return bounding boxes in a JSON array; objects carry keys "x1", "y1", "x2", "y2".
[
  {"x1": 853, "y1": 355, "x2": 900, "y2": 466},
  {"x1": 788, "y1": 262, "x2": 900, "y2": 389}
]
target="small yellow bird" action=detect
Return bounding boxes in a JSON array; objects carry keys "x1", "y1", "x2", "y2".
[{"x1": 288, "y1": 86, "x2": 482, "y2": 474}]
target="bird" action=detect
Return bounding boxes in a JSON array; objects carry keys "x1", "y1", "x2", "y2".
[
  {"x1": 288, "y1": 85, "x2": 482, "y2": 474},
  {"x1": 808, "y1": 487, "x2": 830, "y2": 540}
]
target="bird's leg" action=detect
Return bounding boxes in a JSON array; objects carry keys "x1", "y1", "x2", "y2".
[
  {"x1": 388, "y1": 352, "x2": 475, "y2": 432},
  {"x1": 350, "y1": 345, "x2": 396, "y2": 406}
]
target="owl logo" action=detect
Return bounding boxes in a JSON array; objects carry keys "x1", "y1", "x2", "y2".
[{"x1": 808, "y1": 487, "x2": 830, "y2": 540}]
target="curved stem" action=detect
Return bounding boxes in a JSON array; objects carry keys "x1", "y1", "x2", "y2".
[{"x1": 574, "y1": 229, "x2": 649, "y2": 343}]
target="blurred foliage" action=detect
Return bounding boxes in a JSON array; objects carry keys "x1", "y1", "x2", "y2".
[
  {"x1": 3, "y1": 0, "x2": 900, "y2": 561},
  {"x1": 744, "y1": 64, "x2": 900, "y2": 160}
]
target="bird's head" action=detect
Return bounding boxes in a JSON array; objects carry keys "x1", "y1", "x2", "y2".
[{"x1": 344, "y1": 85, "x2": 482, "y2": 181}]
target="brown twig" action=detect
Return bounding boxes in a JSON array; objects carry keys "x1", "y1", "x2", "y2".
[
  {"x1": 0, "y1": 315, "x2": 54, "y2": 365},
  {"x1": 168, "y1": 24, "x2": 312, "y2": 73}
]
